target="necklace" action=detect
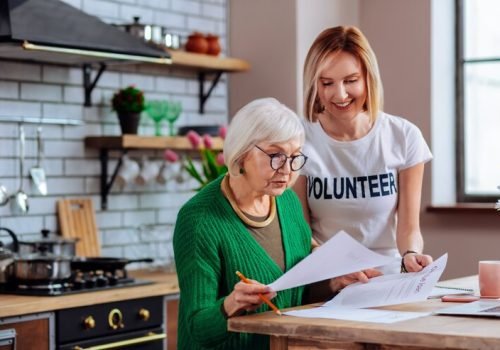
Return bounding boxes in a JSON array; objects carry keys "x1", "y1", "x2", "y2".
[{"x1": 220, "y1": 175, "x2": 276, "y2": 228}]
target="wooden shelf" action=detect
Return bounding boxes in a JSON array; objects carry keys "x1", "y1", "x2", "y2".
[
  {"x1": 85, "y1": 135, "x2": 223, "y2": 150},
  {"x1": 85, "y1": 135, "x2": 223, "y2": 210},
  {"x1": 168, "y1": 50, "x2": 250, "y2": 72}
]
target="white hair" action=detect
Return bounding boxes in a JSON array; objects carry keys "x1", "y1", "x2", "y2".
[{"x1": 223, "y1": 98, "x2": 305, "y2": 176}]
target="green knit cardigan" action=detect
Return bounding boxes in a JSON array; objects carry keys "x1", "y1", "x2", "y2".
[{"x1": 173, "y1": 176, "x2": 311, "y2": 350}]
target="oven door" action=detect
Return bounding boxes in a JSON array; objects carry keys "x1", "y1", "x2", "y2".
[{"x1": 59, "y1": 327, "x2": 165, "y2": 350}]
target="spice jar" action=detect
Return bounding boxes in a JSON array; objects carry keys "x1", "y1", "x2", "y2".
[
  {"x1": 185, "y1": 32, "x2": 209, "y2": 54},
  {"x1": 206, "y1": 34, "x2": 221, "y2": 56}
]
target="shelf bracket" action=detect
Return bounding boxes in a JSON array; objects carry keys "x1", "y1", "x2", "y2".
[
  {"x1": 198, "y1": 71, "x2": 223, "y2": 114},
  {"x1": 99, "y1": 149, "x2": 126, "y2": 210},
  {"x1": 83, "y1": 63, "x2": 107, "y2": 107}
]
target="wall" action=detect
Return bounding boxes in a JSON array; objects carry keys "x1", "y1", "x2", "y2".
[
  {"x1": 228, "y1": 0, "x2": 297, "y2": 116},
  {"x1": 230, "y1": 0, "x2": 500, "y2": 280},
  {"x1": 0, "y1": 0, "x2": 229, "y2": 267}
]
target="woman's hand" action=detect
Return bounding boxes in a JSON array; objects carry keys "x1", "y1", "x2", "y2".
[
  {"x1": 329, "y1": 268, "x2": 382, "y2": 292},
  {"x1": 402, "y1": 253, "x2": 433, "y2": 272},
  {"x1": 223, "y1": 280, "x2": 276, "y2": 318}
]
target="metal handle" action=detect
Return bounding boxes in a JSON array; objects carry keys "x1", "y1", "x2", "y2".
[
  {"x1": 107, "y1": 308, "x2": 124, "y2": 330},
  {"x1": 0, "y1": 328, "x2": 16, "y2": 350},
  {"x1": 71, "y1": 332, "x2": 166, "y2": 350}
]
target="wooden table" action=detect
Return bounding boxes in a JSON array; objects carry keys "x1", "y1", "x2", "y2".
[{"x1": 228, "y1": 276, "x2": 500, "y2": 350}]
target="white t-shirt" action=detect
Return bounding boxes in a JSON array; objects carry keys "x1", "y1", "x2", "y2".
[{"x1": 301, "y1": 112, "x2": 433, "y2": 273}]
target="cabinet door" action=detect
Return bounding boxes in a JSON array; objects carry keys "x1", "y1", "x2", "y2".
[
  {"x1": 0, "y1": 317, "x2": 50, "y2": 350},
  {"x1": 166, "y1": 298, "x2": 179, "y2": 350}
]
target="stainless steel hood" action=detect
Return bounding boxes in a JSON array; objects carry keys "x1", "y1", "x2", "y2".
[{"x1": 0, "y1": 0, "x2": 171, "y2": 65}]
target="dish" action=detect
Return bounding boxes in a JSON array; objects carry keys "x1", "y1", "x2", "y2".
[{"x1": 178, "y1": 125, "x2": 220, "y2": 137}]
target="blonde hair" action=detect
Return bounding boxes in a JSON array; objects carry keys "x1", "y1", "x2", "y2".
[
  {"x1": 303, "y1": 26, "x2": 383, "y2": 123},
  {"x1": 223, "y1": 98, "x2": 305, "y2": 177}
]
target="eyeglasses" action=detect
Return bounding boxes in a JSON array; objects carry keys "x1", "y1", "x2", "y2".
[{"x1": 255, "y1": 145, "x2": 308, "y2": 172}]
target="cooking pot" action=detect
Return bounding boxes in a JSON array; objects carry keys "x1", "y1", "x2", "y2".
[
  {"x1": 0, "y1": 242, "x2": 15, "y2": 283},
  {"x1": 17, "y1": 229, "x2": 78, "y2": 257},
  {"x1": 12, "y1": 249, "x2": 72, "y2": 282},
  {"x1": 71, "y1": 257, "x2": 154, "y2": 272}
]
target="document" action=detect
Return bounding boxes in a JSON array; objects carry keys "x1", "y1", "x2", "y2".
[
  {"x1": 324, "y1": 253, "x2": 448, "y2": 308},
  {"x1": 268, "y1": 231, "x2": 398, "y2": 292},
  {"x1": 285, "y1": 306, "x2": 429, "y2": 324}
]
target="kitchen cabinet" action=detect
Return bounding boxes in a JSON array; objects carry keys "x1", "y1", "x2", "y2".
[
  {"x1": 0, "y1": 312, "x2": 54, "y2": 350},
  {"x1": 85, "y1": 135, "x2": 224, "y2": 209}
]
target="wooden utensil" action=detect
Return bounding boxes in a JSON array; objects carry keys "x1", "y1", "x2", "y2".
[{"x1": 57, "y1": 198, "x2": 101, "y2": 257}]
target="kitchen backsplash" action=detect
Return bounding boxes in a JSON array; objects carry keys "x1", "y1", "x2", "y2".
[{"x1": 0, "y1": 0, "x2": 228, "y2": 267}]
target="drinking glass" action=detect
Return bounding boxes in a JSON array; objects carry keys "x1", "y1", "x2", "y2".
[
  {"x1": 165, "y1": 101, "x2": 182, "y2": 136},
  {"x1": 145, "y1": 100, "x2": 169, "y2": 136}
]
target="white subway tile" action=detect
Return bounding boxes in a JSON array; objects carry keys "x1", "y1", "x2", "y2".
[
  {"x1": 45, "y1": 140, "x2": 84, "y2": 157},
  {"x1": 121, "y1": 74, "x2": 155, "y2": 91},
  {"x1": 0, "y1": 62, "x2": 41, "y2": 81},
  {"x1": 157, "y1": 208, "x2": 179, "y2": 224},
  {"x1": 172, "y1": 0, "x2": 201, "y2": 15},
  {"x1": 96, "y1": 211, "x2": 122, "y2": 229},
  {"x1": 97, "y1": 71, "x2": 121, "y2": 89},
  {"x1": 101, "y1": 228, "x2": 139, "y2": 245},
  {"x1": 100, "y1": 246, "x2": 124, "y2": 256},
  {"x1": 63, "y1": 86, "x2": 85, "y2": 104},
  {"x1": 201, "y1": 3, "x2": 225, "y2": 20},
  {"x1": 120, "y1": 5, "x2": 154, "y2": 23},
  {"x1": 83, "y1": 0, "x2": 120, "y2": 18},
  {"x1": 65, "y1": 159, "x2": 100, "y2": 176},
  {"x1": 0, "y1": 140, "x2": 16, "y2": 159},
  {"x1": 0, "y1": 101, "x2": 41, "y2": 118},
  {"x1": 155, "y1": 76, "x2": 186, "y2": 93},
  {"x1": 153, "y1": 12, "x2": 185, "y2": 29},
  {"x1": 63, "y1": 123, "x2": 102, "y2": 139},
  {"x1": 137, "y1": 0, "x2": 169, "y2": 10},
  {"x1": 187, "y1": 16, "x2": 217, "y2": 33},
  {"x1": 106, "y1": 194, "x2": 140, "y2": 210},
  {"x1": 0, "y1": 81, "x2": 19, "y2": 99},
  {"x1": 43, "y1": 177, "x2": 85, "y2": 195},
  {"x1": 42, "y1": 66, "x2": 83, "y2": 85},
  {"x1": 21, "y1": 83, "x2": 62, "y2": 102},
  {"x1": 43, "y1": 214, "x2": 59, "y2": 232},
  {"x1": 43, "y1": 103, "x2": 84, "y2": 119},
  {"x1": 22, "y1": 196, "x2": 58, "y2": 215},
  {"x1": 123, "y1": 209, "x2": 156, "y2": 226},
  {"x1": 0, "y1": 124, "x2": 17, "y2": 137},
  {"x1": 0, "y1": 216, "x2": 44, "y2": 234},
  {"x1": 139, "y1": 193, "x2": 170, "y2": 208}
]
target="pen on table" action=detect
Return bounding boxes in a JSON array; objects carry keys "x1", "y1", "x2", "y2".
[{"x1": 235, "y1": 271, "x2": 282, "y2": 316}]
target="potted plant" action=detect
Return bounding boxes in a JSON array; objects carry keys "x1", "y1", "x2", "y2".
[{"x1": 111, "y1": 85, "x2": 145, "y2": 134}]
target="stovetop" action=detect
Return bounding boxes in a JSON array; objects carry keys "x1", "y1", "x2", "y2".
[{"x1": 0, "y1": 268, "x2": 155, "y2": 296}]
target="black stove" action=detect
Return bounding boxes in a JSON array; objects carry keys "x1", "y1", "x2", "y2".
[{"x1": 0, "y1": 269, "x2": 153, "y2": 296}]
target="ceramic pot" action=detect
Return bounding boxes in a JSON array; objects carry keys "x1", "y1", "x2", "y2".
[
  {"x1": 185, "y1": 32, "x2": 208, "y2": 54},
  {"x1": 206, "y1": 34, "x2": 221, "y2": 56},
  {"x1": 117, "y1": 112, "x2": 141, "y2": 134}
]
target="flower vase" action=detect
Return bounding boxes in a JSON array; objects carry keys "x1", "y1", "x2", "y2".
[{"x1": 117, "y1": 112, "x2": 141, "y2": 134}]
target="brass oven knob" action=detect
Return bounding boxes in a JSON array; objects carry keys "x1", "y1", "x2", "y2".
[
  {"x1": 108, "y1": 308, "x2": 124, "y2": 330},
  {"x1": 83, "y1": 316, "x2": 96, "y2": 330},
  {"x1": 139, "y1": 308, "x2": 150, "y2": 321}
]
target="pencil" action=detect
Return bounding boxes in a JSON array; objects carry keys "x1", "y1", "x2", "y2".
[{"x1": 235, "y1": 271, "x2": 282, "y2": 316}]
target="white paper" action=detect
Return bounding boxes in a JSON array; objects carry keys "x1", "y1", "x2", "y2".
[
  {"x1": 324, "y1": 253, "x2": 448, "y2": 309},
  {"x1": 284, "y1": 306, "x2": 429, "y2": 324},
  {"x1": 268, "y1": 231, "x2": 398, "y2": 292}
]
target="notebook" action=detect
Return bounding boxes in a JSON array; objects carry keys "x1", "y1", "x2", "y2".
[{"x1": 436, "y1": 299, "x2": 500, "y2": 318}]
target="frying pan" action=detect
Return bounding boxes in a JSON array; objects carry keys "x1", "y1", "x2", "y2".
[{"x1": 71, "y1": 257, "x2": 153, "y2": 272}]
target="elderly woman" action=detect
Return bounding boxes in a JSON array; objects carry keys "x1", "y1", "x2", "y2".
[{"x1": 173, "y1": 98, "x2": 378, "y2": 350}]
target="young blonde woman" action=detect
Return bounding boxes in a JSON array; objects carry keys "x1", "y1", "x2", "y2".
[{"x1": 294, "y1": 26, "x2": 434, "y2": 274}]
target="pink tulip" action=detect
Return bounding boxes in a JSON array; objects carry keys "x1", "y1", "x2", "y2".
[
  {"x1": 163, "y1": 149, "x2": 179, "y2": 163},
  {"x1": 203, "y1": 134, "x2": 214, "y2": 149},
  {"x1": 216, "y1": 152, "x2": 225, "y2": 166},
  {"x1": 186, "y1": 130, "x2": 201, "y2": 149},
  {"x1": 219, "y1": 125, "x2": 227, "y2": 139}
]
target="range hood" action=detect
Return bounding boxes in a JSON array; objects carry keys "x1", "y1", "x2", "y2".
[{"x1": 0, "y1": 0, "x2": 171, "y2": 65}]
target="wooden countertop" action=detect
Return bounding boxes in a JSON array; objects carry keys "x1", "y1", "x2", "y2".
[
  {"x1": 229, "y1": 275, "x2": 500, "y2": 350},
  {"x1": 0, "y1": 270, "x2": 179, "y2": 318}
]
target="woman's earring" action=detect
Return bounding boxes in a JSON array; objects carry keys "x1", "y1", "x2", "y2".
[{"x1": 239, "y1": 167, "x2": 245, "y2": 174}]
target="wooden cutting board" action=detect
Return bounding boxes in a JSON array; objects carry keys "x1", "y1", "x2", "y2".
[{"x1": 57, "y1": 198, "x2": 101, "y2": 257}]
